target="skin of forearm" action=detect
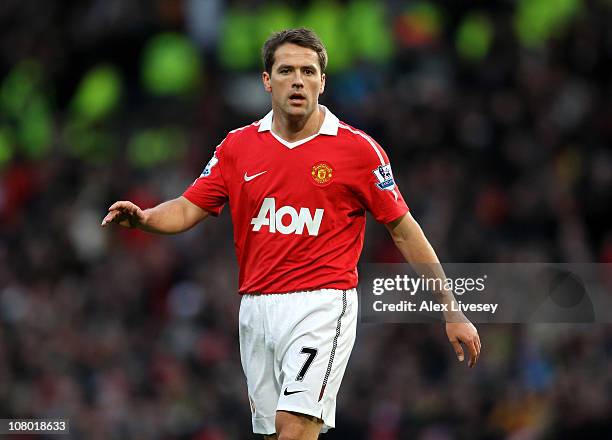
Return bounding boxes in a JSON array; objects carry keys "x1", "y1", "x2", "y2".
[
  {"x1": 139, "y1": 198, "x2": 197, "y2": 234},
  {"x1": 387, "y1": 214, "x2": 468, "y2": 322}
]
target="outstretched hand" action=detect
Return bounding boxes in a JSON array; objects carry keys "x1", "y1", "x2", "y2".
[
  {"x1": 446, "y1": 322, "x2": 481, "y2": 368},
  {"x1": 101, "y1": 201, "x2": 147, "y2": 229}
]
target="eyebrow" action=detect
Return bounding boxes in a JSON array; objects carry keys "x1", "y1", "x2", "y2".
[{"x1": 276, "y1": 64, "x2": 319, "y2": 71}]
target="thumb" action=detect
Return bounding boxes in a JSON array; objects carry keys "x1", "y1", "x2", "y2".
[{"x1": 451, "y1": 340, "x2": 464, "y2": 362}]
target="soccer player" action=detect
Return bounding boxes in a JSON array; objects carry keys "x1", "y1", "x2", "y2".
[{"x1": 102, "y1": 28, "x2": 481, "y2": 440}]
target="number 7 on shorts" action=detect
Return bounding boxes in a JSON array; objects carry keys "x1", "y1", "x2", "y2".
[{"x1": 296, "y1": 347, "x2": 318, "y2": 381}]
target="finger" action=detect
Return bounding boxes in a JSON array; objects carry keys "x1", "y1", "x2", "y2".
[
  {"x1": 101, "y1": 211, "x2": 119, "y2": 226},
  {"x1": 451, "y1": 340, "x2": 464, "y2": 362},
  {"x1": 103, "y1": 208, "x2": 130, "y2": 225},
  {"x1": 472, "y1": 332, "x2": 481, "y2": 355},
  {"x1": 108, "y1": 201, "x2": 123, "y2": 211},
  {"x1": 108, "y1": 201, "x2": 133, "y2": 211},
  {"x1": 468, "y1": 339, "x2": 479, "y2": 368}
]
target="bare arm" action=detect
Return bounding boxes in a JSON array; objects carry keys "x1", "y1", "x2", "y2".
[
  {"x1": 101, "y1": 196, "x2": 210, "y2": 234},
  {"x1": 385, "y1": 212, "x2": 481, "y2": 367}
]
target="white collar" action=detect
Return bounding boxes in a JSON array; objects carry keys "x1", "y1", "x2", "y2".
[{"x1": 257, "y1": 105, "x2": 339, "y2": 136}]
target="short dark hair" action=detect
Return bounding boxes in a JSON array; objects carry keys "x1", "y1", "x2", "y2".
[{"x1": 262, "y1": 28, "x2": 328, "y2": 74}]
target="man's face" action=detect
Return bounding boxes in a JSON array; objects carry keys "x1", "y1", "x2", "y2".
[{"x1": 262, "y1": 43, "x2": 325, "y2": 119}]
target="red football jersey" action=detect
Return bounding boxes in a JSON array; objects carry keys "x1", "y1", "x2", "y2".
[{"x1": 183, "y1": 106, "x2": 409, "y2": 293}]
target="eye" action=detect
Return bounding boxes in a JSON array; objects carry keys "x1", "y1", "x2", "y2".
[
  {"x1": 304, "y1": 68, "x2": 314, "y2": 75},
  {"x1": 279, "y1": 68, "x2": 290, "y2": 74}
]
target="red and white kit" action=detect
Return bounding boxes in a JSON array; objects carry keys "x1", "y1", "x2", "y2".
[
  {"x1": 183, "y1": 106, "x2": 409, "y2": 293},
  {"x1": 183, "y1": 106, "x2": 409, "y2": 434}
]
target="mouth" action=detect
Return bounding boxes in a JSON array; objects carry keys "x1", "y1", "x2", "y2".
[{"x1": 288, "y1": 93, "x2": 306, "y2": 105}]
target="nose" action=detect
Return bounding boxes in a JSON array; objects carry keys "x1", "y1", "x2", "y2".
[{"x1": 291, "y1": 71, "x2": 304, "y2": 88}]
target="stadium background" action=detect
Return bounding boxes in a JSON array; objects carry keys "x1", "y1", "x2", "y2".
[{"x1": 1, "y1": 0, "x2": 612, "y2": 438}]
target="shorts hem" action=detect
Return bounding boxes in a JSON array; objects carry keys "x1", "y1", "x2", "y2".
[
  {"x1": 276, "y1": 404, "x2": 334, "y2": 432},
  {"x1": 252, "y1": 415, "x2": 276, "y2": 435}
]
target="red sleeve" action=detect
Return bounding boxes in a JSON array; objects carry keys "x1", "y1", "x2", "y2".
[
  {"x1": 351, "y1": 133, "x2": 409, "y2": 224},
  {"x1": 182, "y1": 138, "x2": 229, "y2": 216}
]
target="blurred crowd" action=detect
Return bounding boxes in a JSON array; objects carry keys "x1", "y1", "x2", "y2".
[{"x1": 1, "y1": 0, "x2": 612, "y2": 439}]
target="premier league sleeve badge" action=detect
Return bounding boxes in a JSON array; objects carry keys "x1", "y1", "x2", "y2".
[{"x1": 372, "y1": 164, "x2": 396, "y2": 191}]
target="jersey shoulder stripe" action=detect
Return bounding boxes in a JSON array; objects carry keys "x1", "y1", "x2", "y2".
[
  {"x1": 338, "y1": 122, "x2": 385, "y2": 166},
  {"x1": 338, "y1": 122, "x2": 399, "y2": 201},
  {"x1": 228, "y1": 121, "x2": 258, "y2": 135},
  {"x1": 212, "y1": 123, "x2": 256, "y2": 151},
  {"x1": 222, "y1": 122, "x2": 260, "y2": 153}
]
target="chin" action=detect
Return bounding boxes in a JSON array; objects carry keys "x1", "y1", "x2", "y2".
[{"x1": 285, "y1": 106, "x2": 308, "y2": 117}]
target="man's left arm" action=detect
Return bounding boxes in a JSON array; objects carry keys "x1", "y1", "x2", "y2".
[{"x1": 385, "y1": 212, "x2": 482, "y2": 368}]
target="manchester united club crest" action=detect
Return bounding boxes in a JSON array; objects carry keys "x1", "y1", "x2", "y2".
[{"x1": 311, "y1": 162, "x2": 333, "y2": 185}]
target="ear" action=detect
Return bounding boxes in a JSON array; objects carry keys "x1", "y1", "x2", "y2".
[
  {"x1": 262, "y1": 71, "x2": 272, "y2": 93},
  {"x1": 320, "y1": 73, "x2": 326, "y2": 94}
]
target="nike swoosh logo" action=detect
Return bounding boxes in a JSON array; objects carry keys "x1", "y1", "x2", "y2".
[
  {"x1": 283, "y1": 388, "x2": 307, "y2": 396},
  {"x1": 244, "y1": 171, "x2": 267, "y2": 182}
]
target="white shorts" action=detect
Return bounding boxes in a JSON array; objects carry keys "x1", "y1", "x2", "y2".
[{"x1": 238, "y1": 288, "x2": 357, "y2": 435}]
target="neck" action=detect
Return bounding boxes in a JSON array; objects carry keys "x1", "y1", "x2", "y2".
[{"x1": 271, "y1": 105, "x2": 324, "y2": 142}]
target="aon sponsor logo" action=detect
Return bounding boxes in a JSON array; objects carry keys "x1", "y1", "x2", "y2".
[{"x1": 251, "y1": 197, "x2": 324, "y2": 236}]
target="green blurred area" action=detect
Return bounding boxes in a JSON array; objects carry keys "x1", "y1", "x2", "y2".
[
  {"x1": 219, "y1": 0, "x2": 393, "y2": 72},
  {"x1": 63, "y1": 120, "x2": 118, "y2": 164},
  {"x1": 64, "y1": 64, "x2": 123, "y2": 163},
  {"x1": 1, "y1": 60, "x2": 42, "y2": 117},
  {"x1": 299, "y1": 0, "x2": 350, "y2": 73},
  {"x1": 515, "y1": 0, "x2": 582, "y2": 48},
  {"x1": 127, "y1": 127, "x2": 187, "y2": 168},
  {"x1": 219, "y1": 9, "x2": 259, "y2": 70},
  {"x1": 395, "y1": 2, "x2": 444, "y2": 48},
  {"x1": 346, "y1": 0, "x2": 393, "y2": 63},
  {"x1": 19, "y1": 95, "x2": 53, "y2": 159},
  {"x1": 0, "y1": 126, "x2": 14, "y2": 165},
  {"x1": 255, "y1": 3, "x2": 295, "y2": 57},
  {"x1": 71, "y1": 65, "x2": 122, "y2": 123},
  {"x1": 1, "y1": 60, "x2": 53, "y2": 159},
  {"x1": 142, "y1": 33, "x2": 203, "y2": 95},
  {"x1": 0, "y1": 0, "x2": 586, "y2": 165},
  {"x1": 457, "y1": 13, "x2": 494, "y2": 62}
]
